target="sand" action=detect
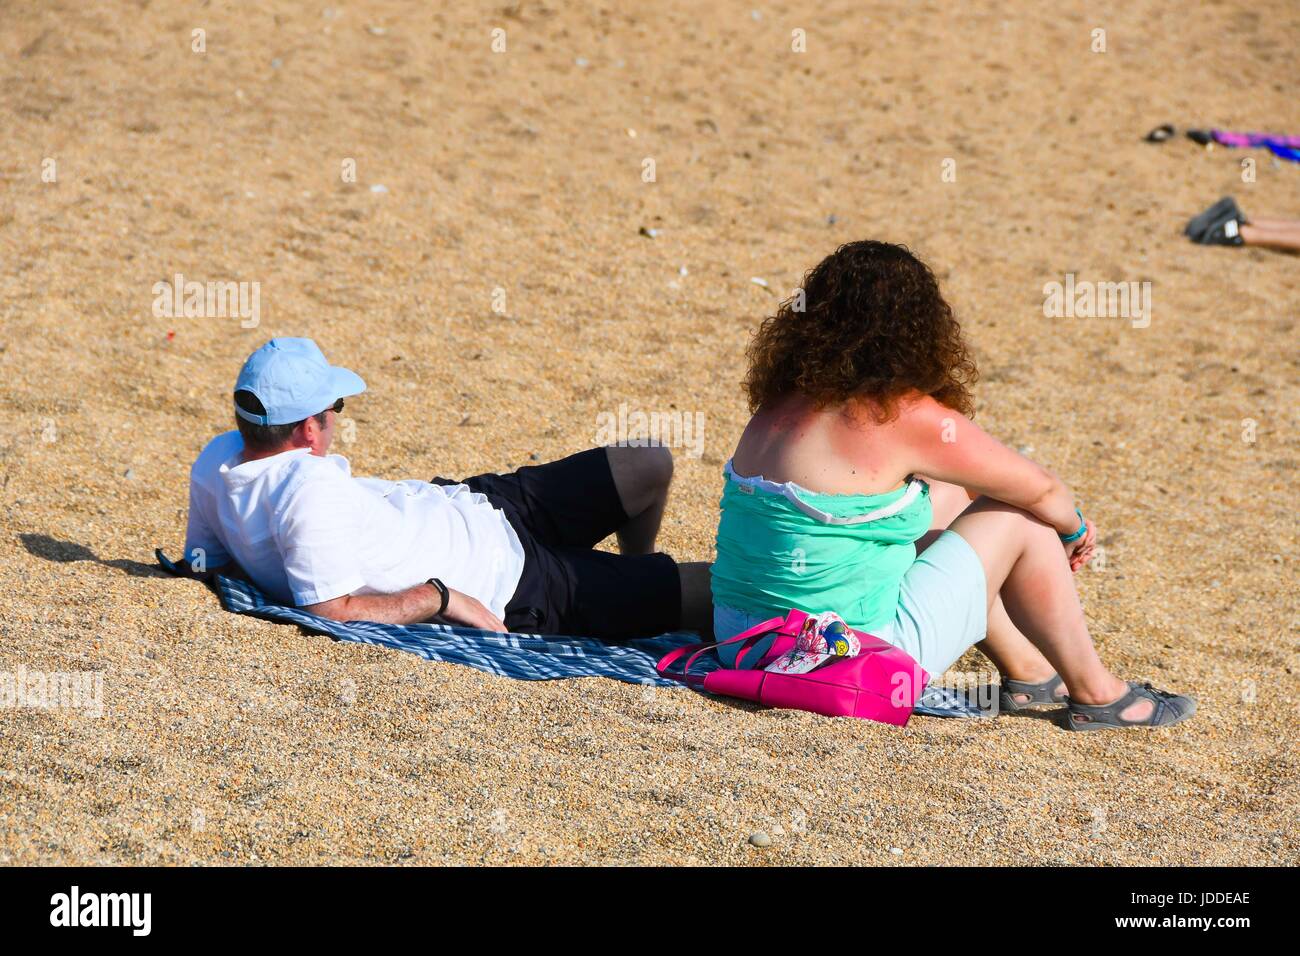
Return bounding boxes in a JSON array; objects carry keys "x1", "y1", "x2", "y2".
[{"x1": 1, "y1": 0, "x2": 1297, "y2": 865}]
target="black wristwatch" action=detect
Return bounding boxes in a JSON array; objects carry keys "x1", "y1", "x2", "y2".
[{"x1": 426, "y1": 577, "x2": 450, "y2": 617}]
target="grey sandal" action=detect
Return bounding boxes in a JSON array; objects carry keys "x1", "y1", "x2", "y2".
[
  {"x1": 1064, "y1": 681, "x2": 1196, "y2": 731},
  {"x1": 999, "y1": 673, "x2": 1067, "y2": 712}
]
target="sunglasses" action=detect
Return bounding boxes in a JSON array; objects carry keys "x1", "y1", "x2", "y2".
[{"x1": 327, "y1": 398, "x2": 345, "y2": 414}]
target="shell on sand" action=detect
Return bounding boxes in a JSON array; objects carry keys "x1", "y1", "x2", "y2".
[{"x1": 0, "y1": 0, "x2": 1297, "y2": 865}]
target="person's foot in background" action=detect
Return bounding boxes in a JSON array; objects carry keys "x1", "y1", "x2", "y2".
[
  {"x1": 1185, "y1": 196, "x2": 1300, "y2": 252},
  {"x1": 1184, "y1": 196, "x2": 1244, "y2": 245}
]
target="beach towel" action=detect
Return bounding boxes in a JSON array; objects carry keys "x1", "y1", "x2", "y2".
[
  {"x1": 155, "y1": 550, "x2": 982, "y2": 717},
  {"x1": 1211, "y1": 129, "x2": 1300, "y2": 163}
]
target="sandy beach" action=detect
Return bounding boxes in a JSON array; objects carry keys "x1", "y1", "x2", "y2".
[{"x1": 1, "y1": 0, "x2": 1297, "y2": 865}]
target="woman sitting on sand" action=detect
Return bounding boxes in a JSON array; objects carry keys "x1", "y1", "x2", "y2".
[{"x1": 711, "y1": 241, "x2": 1195, "y2": 730}]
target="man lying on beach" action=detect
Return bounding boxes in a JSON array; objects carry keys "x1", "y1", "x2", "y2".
[{"x1": 184, "y1": 337, "x2": 711, "y2": 638}]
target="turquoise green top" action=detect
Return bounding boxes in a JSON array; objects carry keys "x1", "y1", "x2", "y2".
[{"x1": 710, "y1": 462, "x2": 933, "y2": 632}]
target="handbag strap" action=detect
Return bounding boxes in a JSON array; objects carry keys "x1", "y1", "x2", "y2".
[
  {"x1": 656, "y1": 614, "x2": 788, "y2": 685},
  {"x1": 657, "y1": 610, "x2": 811, "y2": 683},
  {"x1": 733, "y1": 608, "x2": 809, "y2": 669}
]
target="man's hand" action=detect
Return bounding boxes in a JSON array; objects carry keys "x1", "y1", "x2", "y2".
[{"x1": 442, "y1": 588, "x2": 506, "y2": 632}]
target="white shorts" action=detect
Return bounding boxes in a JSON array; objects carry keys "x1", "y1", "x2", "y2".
[{"x1": 713, "y1": 530, "x2": 988, "y2": 677}]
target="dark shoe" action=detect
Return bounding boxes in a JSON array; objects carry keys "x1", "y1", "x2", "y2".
[
  {"x1": 999, "y1": 673, "x2": 1067, "y2": 712},
  {"x1": 1184, "y1": 196, "x2": 1235, "y2": 237},
  {"x1": 1063, "y1": 681, "x2": 1197, "y2": 731},
  {"x1": 1185, "y1": 197, "x2": 1245, "y2": 245}
]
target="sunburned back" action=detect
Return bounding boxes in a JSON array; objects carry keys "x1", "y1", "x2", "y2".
[
  {"x1": 730, "y1": 392, "x2": 918, "y2": 493},
  {"x1": 712, "y1": 390, "x2": 937, "y2": 633}
]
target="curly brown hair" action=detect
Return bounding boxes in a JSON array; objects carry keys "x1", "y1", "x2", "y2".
[{"x1": 743, "y1": 241, "x2": 977, "y2": 419}]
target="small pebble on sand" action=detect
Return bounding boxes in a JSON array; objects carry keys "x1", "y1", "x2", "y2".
[{"x1": 749, "y1": 832, "x2": 772, "y2": 848}]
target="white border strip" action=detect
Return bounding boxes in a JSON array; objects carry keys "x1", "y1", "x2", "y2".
[{"x1": 724, "y1": 459, "x2": 926, "y2": 526}]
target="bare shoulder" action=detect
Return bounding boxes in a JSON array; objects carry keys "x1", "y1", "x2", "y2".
[
  {"x1": 892, "y1": 393, "x2": 967, "y2": 435},
  {"x1": 890, "y1": 394, "x2": 997, "y2": 477}
]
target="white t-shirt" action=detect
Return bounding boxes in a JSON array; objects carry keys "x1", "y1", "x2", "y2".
[{"x1": 183, "y1": 431, "x2": 525, "y2": 615}]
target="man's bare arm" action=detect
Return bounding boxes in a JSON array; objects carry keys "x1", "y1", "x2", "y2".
[{"x1": 304, "y1": 583, "x2": 506, "y2": 631}]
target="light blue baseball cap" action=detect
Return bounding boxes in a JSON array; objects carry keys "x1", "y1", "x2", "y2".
[{"x1": 233, "y1": 338, "x2": 367, "y2": 426}]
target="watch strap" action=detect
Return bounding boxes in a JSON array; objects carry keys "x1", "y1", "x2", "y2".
[{"x1": 426, "y1": 577, "x2": 450, "y2": 616}]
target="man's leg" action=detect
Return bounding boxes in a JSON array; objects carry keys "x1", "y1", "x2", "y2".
[
  {"x1": 677, "y1": 560, "x2": 714, "y2": 638},
  {"x1": 605, "y1": 446, "x2": 713, "y2": 635},
  {"x1": 1241, "y1": 221, "x2": 1300, "y2": 252},
  {"x1": 488, "y1": 445, "x2": 712, "y2": 638},
  {"x1": 605, "y1": 445, "x2": 673, "y2": 555},
  {"x1": 453, "y1": 446, "x2": 666, "y2": 552}
]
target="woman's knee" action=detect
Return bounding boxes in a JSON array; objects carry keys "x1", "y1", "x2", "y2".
[
  {"x1": 925, "y1": 478, "x2": 975, "y2": 529},
  {"x1": 958, "y1": 497, "x2": 1057, "y2": 551},
  {"x1": 967, "y1": 496, "x2": 1049, "y2": 524}
]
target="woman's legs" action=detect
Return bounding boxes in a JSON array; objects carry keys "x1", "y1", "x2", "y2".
[
  {"x1": 948, "y1": 498, "x2": 1154, "y2": 719},
  {"x1": 979, "y1": 599, "x2": 1058, "y2": 686},
  {"x1": 921, "y1": 480, "x2": 1059, "y2": 695}
]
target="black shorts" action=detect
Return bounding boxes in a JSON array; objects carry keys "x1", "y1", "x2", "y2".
[{"x1": 431, "y1": 448, "x2": 680, "y2": 640}]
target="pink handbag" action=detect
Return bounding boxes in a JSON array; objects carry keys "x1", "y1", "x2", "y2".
[{"x1": 657, "y1": 609, "x2": 929, "y2": 726}]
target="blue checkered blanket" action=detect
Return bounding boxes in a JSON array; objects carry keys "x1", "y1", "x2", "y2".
[{"x1": 155, "y1": 550, "x2": 982, "y2": 717}]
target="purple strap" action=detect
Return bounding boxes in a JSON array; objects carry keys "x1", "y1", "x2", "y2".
[{"x1": 1212, "y1": 130, "x2": 1300, "y2": 149}]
